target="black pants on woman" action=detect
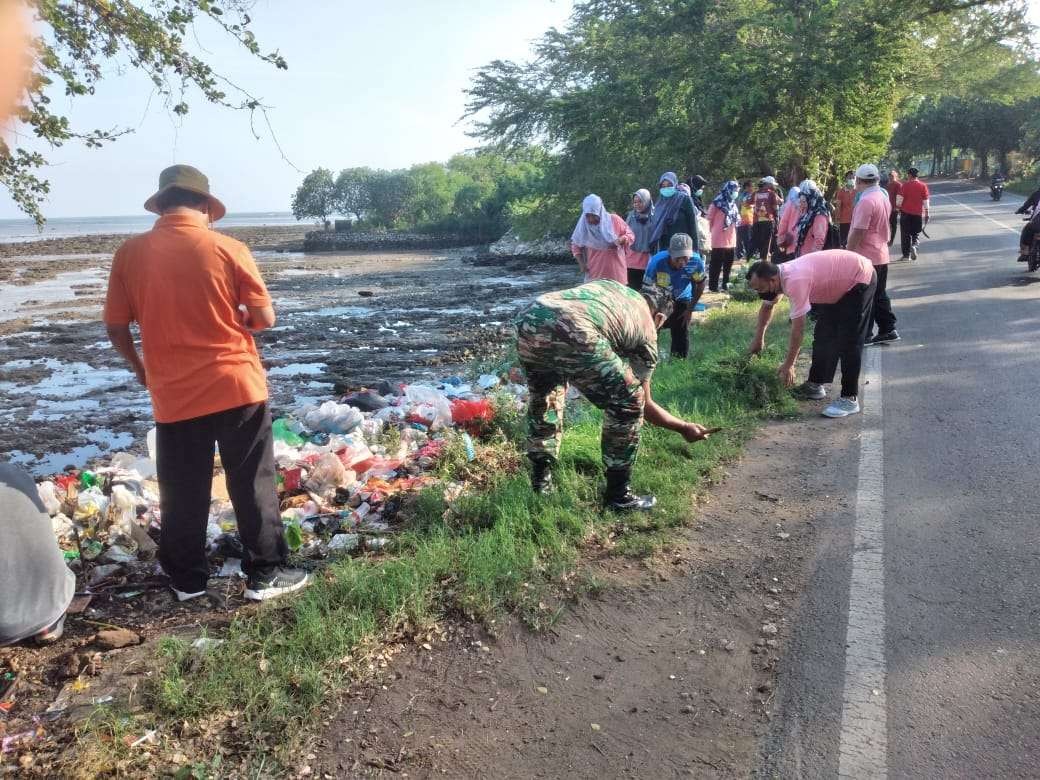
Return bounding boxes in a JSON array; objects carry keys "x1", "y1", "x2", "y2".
[
  {"x1": 663, "y1": 299, "x2": 691, "y2": 358},
  {"x1": 156, "y1": 402, "x2": 288, "y2": 593},
  {"x1": 626, "y1": 267, "x2": 645, "y2": 291},
  {"x1": 708, "y1": 248, "x2": 735, "y2": 291},
  {"x1": 807, "y1": 275, "x2": 877, "y2": 398},
  {"x1": 751, "y1": 221, "x2": 775, "y2": 260}
]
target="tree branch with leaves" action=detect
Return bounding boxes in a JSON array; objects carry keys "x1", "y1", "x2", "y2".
[{"x1": 3, "y1": 0, "x2": 289, "y2": 226}]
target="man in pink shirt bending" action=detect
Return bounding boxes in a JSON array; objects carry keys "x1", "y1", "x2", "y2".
[
  {"x1": 746, "y1": 250, "x2": 877, "y2": 418},
  {"x1": 847, "y1": 163, "x2": 898, "y2": 344}
]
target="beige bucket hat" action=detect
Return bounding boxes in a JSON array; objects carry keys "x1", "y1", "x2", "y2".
[{"x1": 144, "y1": 164, "x2": 227, "y2": 221}]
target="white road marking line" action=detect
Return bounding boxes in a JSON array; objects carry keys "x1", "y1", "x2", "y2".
[
  {"x1": 932, "y1": 192, "x2": 1022, "y2": 234},
  {"x1": 837, "y1": 347, "x2": 887, "y2": 779}
]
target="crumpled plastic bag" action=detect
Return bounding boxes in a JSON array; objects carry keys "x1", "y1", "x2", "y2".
[
  {"x1": 305, "y1": 452, "x2": 356, "y2": 495},
  {"x1": 37, "y1": 481, "x2": 61, "y2": 516},
  {"x1": 404, "y1": 384, "x2": 452, "y2": 430},
  {"x1": 74, "y1": 487, "x2": 109, "y2": 523},
  {"x1": 303, "y1": 401, "x2": 364, "y2": 434},
  {"x1": 107, "y1": 484, "x2": 136, "y2": 537}
]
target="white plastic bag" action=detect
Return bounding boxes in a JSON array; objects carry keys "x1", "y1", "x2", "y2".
[
  {"x1": 404, "y1": 384, "x2": 452, "y2": 430},
  {"x1": 107, "y1": 484, "x2": 137, "y2": 537},
  {"x1": 37, "y1": 481, "x2": 61, "y2": 516},
  {"x1": 303, "y1": 401, "x2": 363, "y2": 434}
]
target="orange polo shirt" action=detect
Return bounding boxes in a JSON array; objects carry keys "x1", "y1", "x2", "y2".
[{"x1": 103, "y1": 212, "x2": 271, "y2": 423}]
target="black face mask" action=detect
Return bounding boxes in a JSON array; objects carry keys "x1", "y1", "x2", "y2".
[{"x1": 758, "y1": 291, "x2": 778, "y2": 302}]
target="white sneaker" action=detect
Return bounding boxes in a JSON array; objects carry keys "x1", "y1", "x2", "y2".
[
  {"x1": 822, "y1": 397, "x2": 861, "y2": 418},
  {"x1": 910, "y1": 245, "x2": 918, "y2": 260}
]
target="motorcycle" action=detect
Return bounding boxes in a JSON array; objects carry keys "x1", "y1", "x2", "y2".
[{"x1": 990, "y1": 179, "x2": 1006, "y2": 201}]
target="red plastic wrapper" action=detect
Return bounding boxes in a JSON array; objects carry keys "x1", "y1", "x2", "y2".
[
  {"x1": 450, "y1": 399, "x2": 494, "y2": 432},
  {"x1": 279, "y1": 467, "x2": 303, "y2": 493}
]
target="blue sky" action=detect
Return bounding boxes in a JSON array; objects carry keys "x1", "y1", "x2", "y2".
[{"x1": 0, "y1": 0, "x2": 573, "y2": 219}]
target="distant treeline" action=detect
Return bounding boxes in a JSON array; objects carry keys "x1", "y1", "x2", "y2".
[{"x1": 290, "y1": 149, "x2": 551, "y2": 241}]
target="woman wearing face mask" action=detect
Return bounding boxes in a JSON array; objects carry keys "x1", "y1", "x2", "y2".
[
  {"x1": 686, "y1": 175, "x2": 708, "y2": 217},
  {"x1": 570, "y1": 194, "x2": 634, "y2": 284},
  {"x1": 707, "y1": 180, "x2": 740, "y2": 291},
  {"x1": 775, "y1": 182, "x2": 803, "y2": 261},
  {"x1": 648, "y1": 172, "x2": 697, "y2": 255},
  {"x1": 624, "y1": 189, "x2": 655, "y2": 290},
  {"x1": 834, "y1": 171, "x2": 856, "y2": 247},
  {"x1": 793, "y1": 181, "x2": 831, "y2": 257}
]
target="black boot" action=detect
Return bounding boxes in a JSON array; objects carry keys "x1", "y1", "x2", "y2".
[
  {"x1": 530, "y1": 458, "x2": 554, "y2": 495},
  {"x1": 604, "y1": 467, "x2": 656, "y2": 511}
]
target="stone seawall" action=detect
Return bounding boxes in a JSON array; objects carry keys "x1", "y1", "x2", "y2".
[{"x1": 303, "y1": 230, "x2": 481, "y2": 252}]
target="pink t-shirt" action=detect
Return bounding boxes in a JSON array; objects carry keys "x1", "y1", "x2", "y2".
[
  {"x1": 707, "y1": 204, "x2": 737, "y2": 249},
  {"x1": 571, "y1": 213, "x2": 634, "y2": 284},
  {"x1": 795, "y1": 214, "x2": 829, "y2": 257},
  {"x1": 626, "y1": 248, "x2": 651, "y2": 270},
  {"x1": 777, "y1": 202, "x2": 800, "y2": 250},
  {"x1": 777, "y1": 250, "x2": 875, "y2": 319},
  {"x1": 850, "y1": 187, "x2": 891, "y2": 266}
]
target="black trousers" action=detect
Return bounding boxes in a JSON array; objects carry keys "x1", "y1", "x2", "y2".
[
  {"x1": 900, "y1": 213, "x2": 923, "y2": 257},
  {"x1": 663, "y1": 299, "x2": 691, "y2": 358},
  {"x1": 626, "y1": 267, "x2": 645, "y2": 291},
  {"x1": 751, "y1": 221, "x2": 774, "y2": 260},
  {"x1": 872, "y1": 264, "x2": 897, "y2": 335},
  {"x1": 736, "y1": 224, "x2": 753, "y2": 259},
  {"x1": 839, "y1": 223, "x2": 851, "y2": 248},
  {"x1": 889, "y1": 210, "x2": 898, "y2": 246},
  {"x1": 708, "y1": 248, "x2": 735, "y2": 291},
  {"x1": 156, "y1": 402, "x2": 287, "y2": 592},
  {"x1": 808, "y1": 275, "x2": 876, "y2": 398}
]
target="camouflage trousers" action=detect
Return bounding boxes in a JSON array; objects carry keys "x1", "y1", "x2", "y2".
[{"x1": 516, "y1": 305, "x2": 645, "y2": 470}]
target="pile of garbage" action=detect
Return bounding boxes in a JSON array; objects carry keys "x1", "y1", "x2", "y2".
[{"x1": 34, "y1": 372, "x2": 528, "y2": 587}]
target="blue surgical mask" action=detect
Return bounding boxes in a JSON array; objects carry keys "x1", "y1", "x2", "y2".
[
  {"x1": 660, "y1": 186, "x2": 676, "y2": 198},
  {"x1": 694, "y1": 188, "x2": 704, "y2": 197}
]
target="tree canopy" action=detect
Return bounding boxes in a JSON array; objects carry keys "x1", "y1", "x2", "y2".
[
  {"x1": 4, "y1": 1, "x2": 287, "y2": 226},
  {"x1": 290, "y1": 150, "x2": 548, "y2": 239},
  {"x1": 464, "y1": 0, "x2": 1035, "y2": 231}
]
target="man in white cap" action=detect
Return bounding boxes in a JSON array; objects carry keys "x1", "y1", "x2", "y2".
[
  {"x1": 104, "y1": 165, "x2": 309, "y2": 603},
  {"x1": 847, "y1": 163, "x2": 899, "y2": 346}
]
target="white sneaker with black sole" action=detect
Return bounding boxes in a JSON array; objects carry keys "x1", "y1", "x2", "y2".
[
  {"x1": 822, "y1": 396, "x2": 861, "y2": 418},
  {"x1": 244, "y1": 568, "x2": 310, "y2": 601}
]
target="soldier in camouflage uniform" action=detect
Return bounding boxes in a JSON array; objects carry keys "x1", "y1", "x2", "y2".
[{"x1": 516, "y1": 271, "x2": 711, "y2": 511}]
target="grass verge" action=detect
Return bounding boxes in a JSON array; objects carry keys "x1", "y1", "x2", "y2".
[{"x1": 70, "y1": 300, "x2": 796, "y2": 776}]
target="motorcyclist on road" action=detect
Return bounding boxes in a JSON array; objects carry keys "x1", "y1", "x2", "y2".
[{"x1": 1015, "y1": 185, "x2": 1040, "y2": 217}]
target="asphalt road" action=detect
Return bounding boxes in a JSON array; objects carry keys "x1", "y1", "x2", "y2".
[{"x1": 761, "y1": 180, "x2": 1040, "y2": 778}]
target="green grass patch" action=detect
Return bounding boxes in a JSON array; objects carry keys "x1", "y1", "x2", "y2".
[{"x1": 80, "y1": 300, "x2": 796, "y2": 772}]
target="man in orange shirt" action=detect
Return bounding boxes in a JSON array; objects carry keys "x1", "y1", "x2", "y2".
[
  {"x1": 104, "y1": 165, "x2": 308, "y2": 603},
  {"x1": 833, "y1": 171, "x2": 856, "y2": 247}
]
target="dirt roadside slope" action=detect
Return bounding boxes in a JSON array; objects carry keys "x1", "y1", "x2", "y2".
[{"x1": 313, "y1": 409, "x2": 851, "y2": 778}]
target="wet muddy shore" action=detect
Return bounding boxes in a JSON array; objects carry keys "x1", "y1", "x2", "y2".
[{"x1": 0, "y1": 237, "x2": 577, "y2": 474}]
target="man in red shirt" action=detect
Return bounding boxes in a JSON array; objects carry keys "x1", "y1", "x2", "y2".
[
  {"x1": 897, "y1": 168, "x2": 930, "y2": 261},
  {"x1": 834, "y1": 170, "x2": 856, "y2": 247},
  {"x1": 751, "y1": 176, "x2": 780, "y2": 261},
  {"x1": 104, "y1": 165, "x2": 309, "y2": 603},
  {"x1": 885, "y1": 170, "x2": 902, "y2": 246}
]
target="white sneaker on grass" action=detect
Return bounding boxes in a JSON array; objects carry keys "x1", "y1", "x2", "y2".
[{"x1": 822, "y1": 396, "x2": 861, "y2": 418}]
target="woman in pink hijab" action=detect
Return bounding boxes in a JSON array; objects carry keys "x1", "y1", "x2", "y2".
[{"x1": 570, "y1": 194, "x2": 634, "y2": 284}]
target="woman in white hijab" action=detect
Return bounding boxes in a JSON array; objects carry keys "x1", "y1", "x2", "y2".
[{"x1": 570, "y1": 193, "x2": 634, "y2": 284}]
